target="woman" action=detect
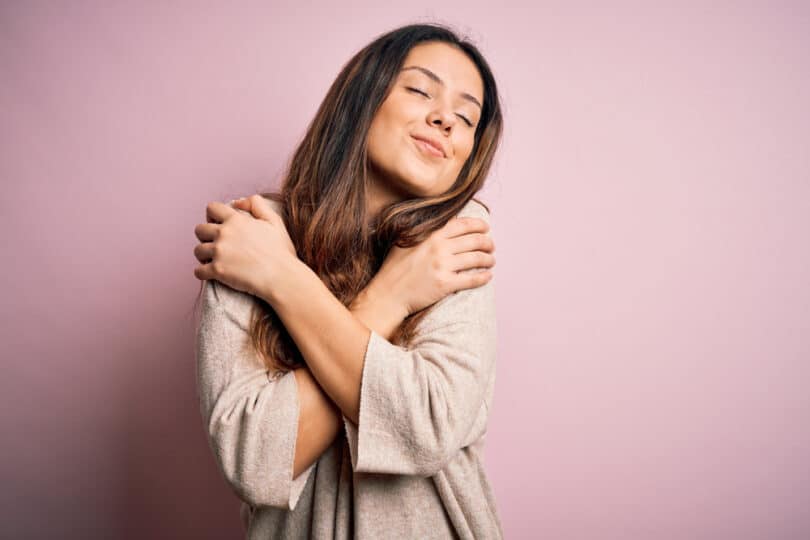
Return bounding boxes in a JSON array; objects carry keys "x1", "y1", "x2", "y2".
[{"x1": 193, "y1": 22, "x2": 504, "y2": 539}]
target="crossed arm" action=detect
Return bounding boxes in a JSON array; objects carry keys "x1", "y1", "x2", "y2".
[
  {"x1": 197, "y1": 202, "x2": 495, "y2": 509},
  {"x1": 290, "y1": 284, "x2": 406, "y2": 478}
]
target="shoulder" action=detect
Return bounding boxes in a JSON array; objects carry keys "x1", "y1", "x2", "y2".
[
  {"x1": 413, "y1": 198, "x2": 495, "y2": 333},
  {"x1": 206, "y1": 195, "x2": 284, "y2": 327},
  {"x1": 201, "y1": 279, "x2": 259, "y2": 331},
  {"x1": 456, "y1": 197, "x2": 491, "y2": 223},
  {"x1": 263, "y1": 195, "x2": 284, "y2": 215}
]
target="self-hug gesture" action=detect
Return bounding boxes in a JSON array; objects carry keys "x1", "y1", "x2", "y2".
[
  {"x1": 192, "y1": 195, "x2": 298, "y2": 301},
  {"x1": 192, "y1": 194, "x2": 496, "y2": 316}
]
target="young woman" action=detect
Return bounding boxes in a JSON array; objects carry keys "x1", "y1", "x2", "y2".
[{"x1": 193, "y1": 22, "x2": 504, "y2": 539}]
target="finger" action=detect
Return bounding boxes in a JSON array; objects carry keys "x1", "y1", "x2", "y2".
[
  {"x1": 194, "y1": 222, "x2": 220, "y2": 242},
  {"x1": 193, "y1": 262, "x2": 216, "y2": 281},
  {"x1": 449, "y1": 250, "x2": 496, "y2": 272},
  {"x1": 449, "y1": 268, "x2": 493, "y2": 293},
  {"x1": 246, "y1": 194, "x2": 279, "y2": 221},
  {"x1": 447, "y1": 232, "x2": 495, "y2": 254},
  {"x1": 193, "y1": 242, "x2": 216, "y2": 263},
  {"x1": 441, "y1": 216, "x2": 489, "y2": 239},
  {"x1": 231, "y1": 198, "x2": 252, "y2": 211},
  {"x1": 206, "y1": 201, "x2": 237, "y2": 224}
]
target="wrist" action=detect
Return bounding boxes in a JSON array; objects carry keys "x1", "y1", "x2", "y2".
[
  {"x1": 256, "y1": 255, "x2": 307, "y2": 306},
  {"x1": 355, "y1": 280, "x2": 410, "y2": 320},
  {"x1": 350, "y1": 282, "x2": 409, "y2": 341}
]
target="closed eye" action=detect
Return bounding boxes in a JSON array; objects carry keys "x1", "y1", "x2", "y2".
[
  {"x1": 457, "y1": 114, "x2": 474, "y2": 127},
  {"x1": 406, "y1": 87, "x2": 474, "y2": 127},
  {"x1": 406, "y1": 86, "x2": 430, "y2": 98}
]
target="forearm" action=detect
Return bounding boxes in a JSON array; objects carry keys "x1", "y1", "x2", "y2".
[
  {"x1": 290, "y1": 293, "x2": 406, "y2": 477},
  {"x1": 349, "y1": 282, "x2": 408, "y2": 341},
  {"x1": 259, "y1": 259, "x2": 406, "y2": 425},
  {"x1": 291, "y1": 367, "x2": 342, "y2": 478}
]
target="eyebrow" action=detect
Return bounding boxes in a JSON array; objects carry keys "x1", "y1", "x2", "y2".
[{"x1": 400, "y1": 65, "x2": 483, "y2": 110}]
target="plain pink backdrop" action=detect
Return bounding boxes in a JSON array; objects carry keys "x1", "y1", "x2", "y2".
[{"x1": 2, "y1": 2, "x2": 808, "y2": 539}]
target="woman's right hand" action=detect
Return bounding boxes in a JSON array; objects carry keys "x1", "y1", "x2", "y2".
[{"x1": 371, "y1": 215, "x2": 496, "y2": 318}]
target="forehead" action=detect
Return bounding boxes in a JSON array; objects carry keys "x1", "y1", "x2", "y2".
[{"x1": 400, "y1": 42, "x2": 484, "y2": 104}]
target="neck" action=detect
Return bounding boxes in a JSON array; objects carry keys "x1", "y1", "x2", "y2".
[{"x1": 364, "y1": 166, "x2": 410, "y2": 228}]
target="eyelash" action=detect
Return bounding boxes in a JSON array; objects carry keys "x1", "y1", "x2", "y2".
[{"x1": 406, "y1": 87, "x2": 474, "y2": 127}]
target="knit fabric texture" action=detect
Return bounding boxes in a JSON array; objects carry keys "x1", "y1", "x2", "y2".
[{"x1": 195, "y1": 198, "x2": 504, "y2": 539}]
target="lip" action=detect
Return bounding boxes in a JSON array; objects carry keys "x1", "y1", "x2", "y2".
[{"x1": 411, "y1": 134, "x2": 446, "y2": 158}]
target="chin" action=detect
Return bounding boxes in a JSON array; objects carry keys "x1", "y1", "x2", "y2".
[
  {"x1": 382, "y1": 160, "x2": 446, "y2": 198},
  {"x1": 399, "y1": 175, "x2": 439, "y2": 198},
  {"x1": 400, "y1": 169, "x2": 443, "y2": 193}
]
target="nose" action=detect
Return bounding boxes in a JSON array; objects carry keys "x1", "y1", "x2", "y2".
[{"x1": 427, "y1": 105, "x2": 456, "y2": 133}]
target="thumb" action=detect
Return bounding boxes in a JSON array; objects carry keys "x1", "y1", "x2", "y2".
[
  {"x1": 230, "y1": 198, "x2": 251, "y2": 211},
  {"x1": 246, "y1": 194, "x2": 278, "y2": 221}
]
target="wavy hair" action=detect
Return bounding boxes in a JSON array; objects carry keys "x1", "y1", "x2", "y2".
[{"x1": 195, "y1": 22, "x2": 503, "y2": 373}]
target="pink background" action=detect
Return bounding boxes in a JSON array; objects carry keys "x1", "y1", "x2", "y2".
[{"x1": 2, "y1": 2, "x2": 809, "y2": 539}]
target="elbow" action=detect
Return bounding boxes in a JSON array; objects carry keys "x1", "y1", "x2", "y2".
[
  {"x1": 415, "y1": 459, "x2": 449, "y2": 478},
  {"x1": 410, "y1": 407, "x2": 487, "y2": 476},
  {"x1": 409, "y1": 438, "x2": 457, "y2": 477},
  {"x1": 214, "y1": 450, "x2": 297, "y2": 510},
  {"x1": 223, "y1": 474, "x2": 264, "y2": 507},
  {"x1": 207, "y1": 430, "x2": 298, "y2": 511},
  {"x1": 224, "y1": 475, "x2": 292, "y2": 510},
  {"x1": 429, "y1": 447, "x2": 459, "y2": 477},
  {"x1": 200, "y1": 364, "x2": 306, "y2": 510}
]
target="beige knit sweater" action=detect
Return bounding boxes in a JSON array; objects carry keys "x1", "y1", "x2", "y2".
[{"x1": 195, "y1": 198, "x2": 504, "y2": 539}]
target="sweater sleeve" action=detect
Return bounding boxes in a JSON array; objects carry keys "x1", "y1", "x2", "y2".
[
  {"x1": 342, "y1": 200, "x2": 497, "y2": 477},
  {"x1": 195, "y1": 279, "x2": 315, "y2": 510}
]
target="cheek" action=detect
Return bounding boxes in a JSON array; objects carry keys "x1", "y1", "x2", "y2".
[
  {"x1": 367, "y1": 106, "x2": 403, "y2": 152},
  {"x1": 373, "y1": 96, "x2": 410, "y2": 129},
  {"x1": 366, "y1": 118, "x2": 393, "y2": 161},
  {"x1": 453, "y1": 139, "x2": 476, "y2": 167}
]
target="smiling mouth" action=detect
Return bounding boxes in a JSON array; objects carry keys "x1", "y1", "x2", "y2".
[{"x1": 411, "y1": 136, "x2": 445, "y2": 159}]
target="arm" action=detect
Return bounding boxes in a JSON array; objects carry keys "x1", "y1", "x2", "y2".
[
  {"x1": 349, "y1": 283, "x2": 409, "y2": 341},
  {"x1": 259, "y1": 202, "x2": 496, "y2": 476},
  {"x1": 195, "y1": 279, "x2": 316, "y2": 510},
  {"x1": 196, "y1": 274, "x2": 409, "y2": 498},
  {"x1": 292, "y1": 291, "x2": 407, "y2": 477},
  {"x1": 293, "y1": 285, "x2": 405, "y2": 477},
  {"x1": 258, "y1": 261, "x2": 370, "y2": 426},
  {"x1": 209, "y1": 200, "x2": 408, "y2": 480},
  {"x1": 291, "y1": 367, "x2": 342, "y2": 478}
]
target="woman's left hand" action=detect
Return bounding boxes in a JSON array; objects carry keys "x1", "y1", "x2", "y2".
[{"x1": 193, "y1": 195, "x2": 298, "y2": 299}]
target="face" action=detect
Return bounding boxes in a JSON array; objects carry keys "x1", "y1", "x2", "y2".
[{"x1": 365, "y1": 41, "x2": 484, "y2": 215}]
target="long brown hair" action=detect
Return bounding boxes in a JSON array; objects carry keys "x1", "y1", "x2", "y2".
[{"x1": 195, "y1": 22, "x2": 504, "y2": 373}]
